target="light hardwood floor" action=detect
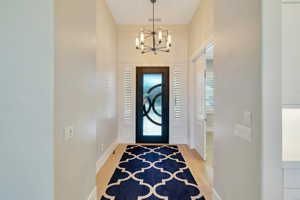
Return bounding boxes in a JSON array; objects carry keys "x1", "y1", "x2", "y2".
[{"x1": 96, "y1": 144, "x2": 213, "y2": 200}]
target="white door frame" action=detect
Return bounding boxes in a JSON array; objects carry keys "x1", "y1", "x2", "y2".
[
  {"x1": 189, "y1": 41, "x2": 215, "y2": 160},
  {"x1": 118, "y1": 63, "x2": 188, "y2": 144}
]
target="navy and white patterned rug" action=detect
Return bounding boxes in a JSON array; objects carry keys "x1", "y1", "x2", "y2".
[{"x1": 101, "y1": 145, "x2": 206, "y2": 200}]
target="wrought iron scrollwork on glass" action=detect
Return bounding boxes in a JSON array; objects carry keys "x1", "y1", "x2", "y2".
[{"x1": 143, "y1": 84, "x2": 162, "y2": 126}]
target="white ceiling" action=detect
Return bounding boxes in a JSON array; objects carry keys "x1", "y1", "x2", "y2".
[{"x1": 105, "y1": 0, "x2": 201, "y2": 25}]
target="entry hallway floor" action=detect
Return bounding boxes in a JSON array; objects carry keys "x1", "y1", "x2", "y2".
[{"x1": 97, "y1": 144, "x2": 213, "y2": 200}]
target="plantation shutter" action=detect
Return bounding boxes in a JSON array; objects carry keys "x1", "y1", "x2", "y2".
[
  {"x1": 173, "y1": 68, "x2": 183, "y2": 120},
  {"x1": 123, "y1": 67, "x2": 133, "y2": 123},
  {"x1": 205, "y1": 68, "x2": 215, "y2": 111}
]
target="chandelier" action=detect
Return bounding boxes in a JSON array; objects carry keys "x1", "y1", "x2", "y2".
[{"x1": 135, "y1": 0, "x2": 172, "y2": 55}]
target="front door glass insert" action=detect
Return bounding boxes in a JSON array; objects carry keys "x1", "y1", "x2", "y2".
[{"x1": 143, "y1": 74, "x2": 162, "y2": 136}]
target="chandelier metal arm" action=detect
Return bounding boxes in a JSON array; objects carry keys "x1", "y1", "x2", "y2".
[
  {"x1": 145, "y1": 34, "x2": 152, "y2": 39},
  {"x1": 159, "y1": 49, "x2": 170, "y2": 53},
  {"x1": 141, "y1": 49, "x2": 153, "y2": 54},
  {"x1": 157, "y1": 46, "x2": 168, "y2": 50}
]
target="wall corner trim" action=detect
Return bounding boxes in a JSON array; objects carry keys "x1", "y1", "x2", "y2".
[
  {"x1": 87, "y1": 186, "x2": 96, "y2": 200},
  {"x1": 213, "y1": 188, "x2": 222, "y2": 200},
  {"x1": 96, "y1": 141, "x2": 118, "y2": 174}
]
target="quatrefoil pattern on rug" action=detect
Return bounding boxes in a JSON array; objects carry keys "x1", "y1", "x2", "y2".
[{"x1": 101, "y1": 145, "x2": 206, "y2": 200}]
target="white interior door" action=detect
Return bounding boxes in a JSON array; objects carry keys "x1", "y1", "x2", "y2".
[{"x1": 194, "y1": 56, "x2": 207, "y2": 160}]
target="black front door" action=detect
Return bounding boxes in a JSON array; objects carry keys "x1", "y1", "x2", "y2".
[{"x1": 136, "y1": 67, "x2": 169, "y2": 143}]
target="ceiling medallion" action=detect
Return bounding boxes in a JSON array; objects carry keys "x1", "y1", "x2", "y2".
[{"x1": 135, "y1": 0, "x2": 172, "y2": 55}]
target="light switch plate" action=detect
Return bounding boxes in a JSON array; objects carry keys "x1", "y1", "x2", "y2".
[
  {"x1": 234, "y1": 123, "x2": 252, "y2": 143},
  {"x1": 64, "y1": 126, "x2": 74, "y2": 141}
]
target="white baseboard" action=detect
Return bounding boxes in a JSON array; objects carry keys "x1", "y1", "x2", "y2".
[
  {"x1": 195, "y1": 144, "x2": 201, "y2": 155},
  {"x1": 205, "y1": 165, "x2": 214, "y2": 185},
  {"x1": 213, "y1": 188, "x2": 222, "y2": 200},
  {"x1": 87, "y1": 186, "x2": 96, "y2": 200},
  {"x1": 195, "y1": 144, "x2": 206, "y2": 161},
  {"x1": 189, "y1": 140, "x2": 195, "y2": 149},
  {"x1": 96, "y1": 141, "x2": 118, "y2": 173},
  {"x1": 170, "y1": 136, "x2": 188, "y2": 144},
  {"x1": 118, "y1": 136, "x2": 133, "y2": 144}
]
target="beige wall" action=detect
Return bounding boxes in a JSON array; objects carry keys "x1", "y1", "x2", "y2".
[
  {"x1": 282, "y1": 3, "x2": 300, "y2": 105},
  {"x1": 261, "y1": 0, "x2": 282, "y2": 199},
  {"x1": 188, "y1": 0, "x2": 281, "y2": 199},
  {"x1": 214, "y1": 0, "x2": 262, "y2": 199},
  {"x1": 96, "y1": 0, "x2": 118, "y2": 159},
  {"x1": 0, "y1": 0, "x2": 54, "y2": 199},
  {"x1": 189, "y1": 0, "x2": 214, "y2": 56},
  {"x1": 54, "y1": 0, "x2": 97, "y2": 199},
  {"x1": 0, "y1": 1, "x2": 282, "y2": 199},
  {"x1": 188, "y1": 0, "x2": 214, "y2": 171}
]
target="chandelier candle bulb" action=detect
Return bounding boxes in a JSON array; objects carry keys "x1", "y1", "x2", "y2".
[
  {"x1": 158, "y1": 30, "x2": 163, "y2": 43},
  {"x1": 168, "y1": 35, "x2": 172, "y2": 44},
  {"x1": 136, "y1": 38, "x2": 140, "y2": 49},
  {"x1": 140, "y1": 32, "x2": 145, "y2": 44}
]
